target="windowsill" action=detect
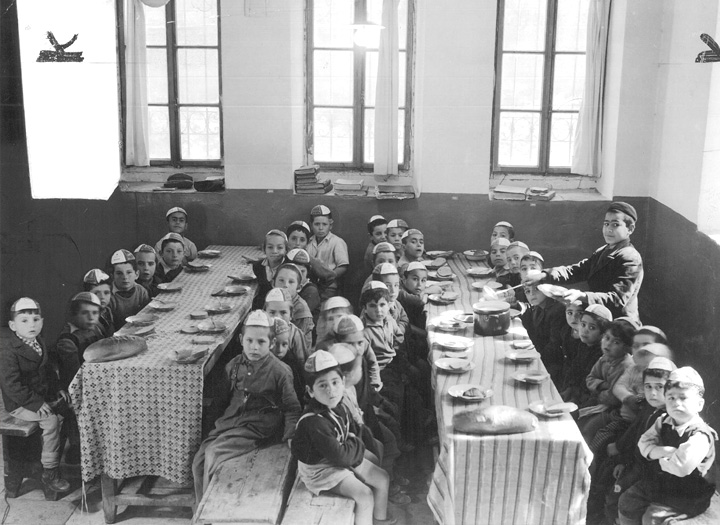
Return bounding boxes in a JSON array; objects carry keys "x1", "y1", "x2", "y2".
[
  {"x1": 121, "y1": 166, "x2": 224, "y2": 183},
  {"x1": 489, "y1": 172, "x2": 607, "y2": 202}
]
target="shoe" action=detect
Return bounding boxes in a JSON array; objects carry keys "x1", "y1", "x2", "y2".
[
  {"x1": 373, "y1": 515, "x2": 398, "y2": 525},
  {"x1": 42, "y1": 468, "x2": 70, "y2": 493},
  {"x1": 393, "y1": 475, "x2": 410, "y2": 487},
  {"x1": 389, "y1": 492, "x2": 411, "y2": 505}
]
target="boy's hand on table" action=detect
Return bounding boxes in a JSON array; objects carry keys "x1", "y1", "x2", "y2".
[{"x1": 37, "y1": 402, "x2": 53, "y2": 418}]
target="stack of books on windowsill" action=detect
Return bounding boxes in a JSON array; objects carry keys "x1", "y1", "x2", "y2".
[
  {"x1": 491, "y1": 184, "x2": 528, "y2": 201},
  {"x1": 294, "y1": 165, "x2": 333, "y2": 194},
  {"x1": 334, "y1": 178, "x2": 367, "y2": 197},
  {"x1": 374, "y1": 182, "x2": 416, "y2": 200}
]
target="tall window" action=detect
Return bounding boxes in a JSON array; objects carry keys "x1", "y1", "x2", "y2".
[
  {"x1": 308, "y1": 0, "x2": 413, "y2": 170},
  {"x1": 120, "y1": 0, "x2": 223, "y2": 167},
  {"x1": 492, "y1": 0, "x2": 590, "y2": 175}
]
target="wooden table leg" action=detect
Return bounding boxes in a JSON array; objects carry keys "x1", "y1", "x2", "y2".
[{"x1": 101, "y1": 473, "x2": 118, "y2": 524}]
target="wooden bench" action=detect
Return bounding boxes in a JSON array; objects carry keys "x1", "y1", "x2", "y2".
[
  {"x1": 667, "y1": 491, "x2": 720, "y2": 524},
  {"x1": 280, "y1": 475, "x2": 355, "y2": 525},
  {"x1": 1, "y1": 401, "x2": 42, "y2": 498},
  {"x1": 193, "y1": 444, "x2": 295, "y2": 524}
]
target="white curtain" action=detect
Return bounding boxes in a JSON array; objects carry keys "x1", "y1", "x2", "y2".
[
  {"x1": 572, "y1": 0, "x2": 612, "y2": 176},
  {"x1": 373, "y1": 0, "x2": 400, "y2": 176}
]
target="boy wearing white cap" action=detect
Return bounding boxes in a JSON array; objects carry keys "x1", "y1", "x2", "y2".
[
  {"x1": 490, "y1": 237, "x2": 511, "y2": 278},
  {"x1": 83, "y1": 268, "x2": 115, "y2": 337},
  {"x1": 364, "y1": 215, "x2": 388, "y2": 272},
  {"x1": 307, "y1": 205, "x2": 349, "y2": 299},
  {"x1": 490, "y1": 220, "x2": 515, "y2": 245},
  {"x1": 154, "y1": 207, "x2": 197, "y2": 263},
  {"x1": 154, "y1": 233, "x2": 185, "y2": 285},
  {"x1": 0, "y1": 298, "x2": 70, "y2": 495},
  {"x1": 192, "y1": 310, "x2": 301, "y2": 504},
  {"x1": 619, "y1": 367, "x2": 718, "y2": 524},
  {"x1": 107, "y1": 249, "x2": 150, "y2": 330}
]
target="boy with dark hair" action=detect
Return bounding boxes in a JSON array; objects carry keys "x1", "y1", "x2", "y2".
[
  {"x1": 0, "y1": 298, "x2": 70, "y2": 496},
  {"x1": 364, "y1": 215, "x2": 388, "y2": 272},
  {"x1": 490, "y1": 220, "x2": 515, "y2": 244},
  {"x1": 83, "y1": 268, "x2": 115, "y2": 337},
  {"x1": 108, "y1": 249, "x2": 150, "y2": 330},
  {"x1": 134, "y1": 244, "x2": 158, "y2": 296},
  {"x1": 307, "y1": 205, "x2": 349, "y2": 300},
  {"x1": 154, "y1": 233, "x2": 185, "y2": 284},
  {"x1": 525, "y1": 202, "x2": 644, "y2": 323},
  {"x1": 618, "y1": 367, "x2": 718, "y2": 524},
  {"x1": 154, "y1": 206, "x2": 197, "y2": 263}
]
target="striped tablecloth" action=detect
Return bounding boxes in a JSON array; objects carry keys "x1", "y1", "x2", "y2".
[
  {"x1": 425, "y1": 254, "x2": 591, "y2": 525},
  {"x1": 69, "y1": 245, "x2": 262, "y2": 484}
]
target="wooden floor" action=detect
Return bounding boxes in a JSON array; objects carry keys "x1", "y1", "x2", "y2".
[{"x1": 0, "y1": 443, "x2": 438, "y2": 524}]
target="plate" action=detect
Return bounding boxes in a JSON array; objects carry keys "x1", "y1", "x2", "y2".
[
  {"x1": 506, "y1": 350, "x2": 540, "y2": 363},
  {"x1": 423, "y1": 257, "x2": 447, "y2": 269},
  {"x1": 528, "y1": 401, "x2": 578, "y2": 418},
  {"x1": 120, "y1": 325, "x2": 155, "y2": 337},
  {"x1": 197, "y1": 319, "x2": 227, "y2": 333},
  {"x1": 452, "y1": 313, "x2": 474, "y2": 324},
  {"x1": 448, "y1": 384, "x2": 494, "y2": 401},
  {"x1": 191, "y1": 335, "x2": 216, "y2": 345},
  {"x1": 190, "y1": 310, "x2": 209, "y2": 320},
  {"x1": 509, "y1": 308, "x2": 521, "y2": 318},
  {"x1": 427, "y1": 271, "x2": 456, "y2": 281},
  {"x1": 148, "y1": 300, "x2": 177, "y2": 311},
  {"x1": 512, "y1": 371, "x2": 550, "y2": 384},
  {"x1": 198, "y1": 250, "x2": 221, "y2": 258},
  {"x1": 170, "y1": 347, "x2": 209, "y2": 364},
  {"x1": 441, "y1": 349, "x2": 471, "y2": 359},
  {"x1": 435, "y1": 358, "x2": 476, "y2": 374},
  {"x1": 428, "y1": 294, "x2": 456, "y2": 305},
  {"x1": 537, "y1": 284, "x2": 569, "y2": 299},
  {"x1": 223, "y1": 285, "x2": 250, "y2": 296},
  {"x1": 125, "y1": 314, "x2": 159, "y2": 326},
  {"x1": 228, "y1": 273, "x2": 256, "y2": 283},
  {"x1": 437, "y1": 336, "x2": 474, "y2": 351},
  {"x1": 425, "y1": 279, "x2": 453, "y2": 289},
  {"x1": 185, "y1": 262, "x2": 211, "y2": 273},
  {"x1": 463, "y1": 249, "x2": 488, "y2": 262},
  {"x1": 426, "y1": 250, "x2": 454, "y2": 259},
  {"x1": 156, "y1": 282, "x2": 182, "y2": 293},
  {"x1": 435, "y1": 320, "x2": 465, "y2": 332},
  {"x1": 467, "y1": 267, "x2": 494, "y2": 277},
  {"x1": 180, "y1": 324, "x2": 200, "y2": 334},
  {"x1": 512, "y1": 340, "x2": 534, "y2": 349},
  {"x1": 205, "y1": 303, "x2": 232, "y2": 314}
]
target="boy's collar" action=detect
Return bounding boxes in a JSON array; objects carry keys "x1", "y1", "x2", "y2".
[
  {"x1": 158, "y1": 258, "x2": 180, "y2": 272},
  {"x1": 664, "y1": 413, "x2": 703, "y2": 434},
  {"x1": 112, "y1": 283, "x2": 135, "y2": 294},
  {"x1": 361, "y1": 311, "x2": 384, "y2": 326}
]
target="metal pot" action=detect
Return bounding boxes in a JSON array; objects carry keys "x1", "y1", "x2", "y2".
[{"x1": 472, "y1": 301, "x2": 511, "y2": 336}]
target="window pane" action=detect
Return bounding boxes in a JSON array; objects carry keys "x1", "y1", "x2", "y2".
[
  {"x1": 177, "y1": 49, "x2": 219, "y2": 104},
  {"x1": 398, "y1": 0, "x2": 408, "y2": 50},
  {"x1": 148, "y1": 106, "x2": 170, "y2": 159},
  {"x1": 179, "y1": 106, "x2": 220, "y2": 160},
  {"x1": 364, "y1": 109, "x2": 405, "y2": 164},
  {"x1": 314, "y1": 50, "x2": 354, "y2": 106},
  {"x1": 556, "y1": 0, "x2": 590, "y2": 52},
  {"x1": 146, "y1": 48, "x2": 168, "y2": 104},
  {"x1": 498, "y1": 111, "x2": 541, "y2": 167},
  {"x1": 549, "y1": 112, "x2": 578, "y2": 167},
  {"x1": 502, "y1": 0, "x2": 547, "y2": 51},
  {"x1": 314, "y1": 0, "x2": 353, "y2": 49},
  {"x1": 500, "y1": 54, "x2": 544, "y2": 110},
  {"x1": 175, "y1": 0, "x2": 218, "y2": 46},
  {"x1": 553, "y1": 54, "x2": 585, "y2": 110},
  {"x1": 144, "y1": 4, "x2": 167, "y2": 46},
  {"x1": 314, "y1": 108, "x2": 353, "y2": 162},
  {"x1": 365, "y1": 51, "x2": 407, "y2": 108}
]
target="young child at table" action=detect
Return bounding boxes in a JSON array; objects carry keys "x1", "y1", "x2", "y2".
[
  {"x1": 134, "y1": 244, "x2": 158, "y2": 296},
  {"x1": 372, "y1": 263, "x2": 410, "y2": 337},
  {"x1": 286, "y1": 248, "x2": 321, "y2": 322},
  {"x1": 192, "y1": 310, "x2": 301, "y2": 504},
  {"x1": 561, "y1": 304, "x2": 610, "y2": 406},
  {"x1": 618, "y1": 367, "x2": 718, "y2": 525},
  {"x1": 520, "y1": 251, "x2": 544, "y2": 280},
  {"x1": 362, "y1": 243, "x2": 400, "y2": 289},
  {"x1": 557, "y1": 301, "x2": 585, "y2": 399},
  {"x1": 307, "y1": 205, "x2": 349, "y2": 300},
  {"x1": 397, "y1": 229, "x2": 424, "y2": 266},
  {"x1": 520, "y1": 283, "x2": 567, "y2": 384},
  {"x1": 385, "y1": 219, "x2": 409, "y2": 253},
  {"x1": 108, "y1": 249, "x2": 150, "y2": 330},
  {"x1": 578, "y1": 319, "x2": 635, "y2": 444},
  {"x1": 333, "y1": 314, "x2": 382, "y2": 393},
  {"x1": 490, "y1": 220, "x2": 515, "y2": 244},
  {"x1": 274, "y1": 262, "x2": 314, "y2": 349},
  {"x1": 287, "y1": 221, "x2": 336, "y2": 294},
  {"x1": 490, "y1": 237, "x2": 511, "y2": 278},
  {"x1": 364, "y1": 215, "x2": 388, "y2": 273},
  {"x1": 524, "y1": 202, "x2": 644, "y2": 324},
  {"x1": 292, "y1": 350, "x2": 395, "y2": 525},
  {"x1": 83, "y1": 269, "x2": 115, "y2": 337},
  {"x1": 251, "y1": 229, "x2": 288, "y2": 310},
  {"x1": 498, "y1": 241, "x2": 529, "y2": 303},
  {"x1": 272, "y1": 318, "x2": 305, "y2": 406},
  {"x1": 154, "y1": 233, "x2": 185, "y2": 285},
  {"x1": 263, "y1": 288, "x2": 309, "y2": 364},
  {"x1": 596, "y1": 357, "x2": 675, "y2": 525},
  {"x1": 397, "y1": 262, "x2": 429, "y2": 361},
  {"x1": 0, "y1": 298, "x2": 70, "y2": 495},
  {"x1": 316, "y1": 296, "x2": 354, "y2": 345},
  {"x1": 154, "y1": 206, "x2": 197, "y2": 263}
]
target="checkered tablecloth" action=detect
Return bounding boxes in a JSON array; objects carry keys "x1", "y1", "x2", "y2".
[
  {"x1": 425, "y1": 254, "x2": 592, "y2": 525},
  {"x1": 69, "y1": 245, "x2": 262, "y2": 484}
]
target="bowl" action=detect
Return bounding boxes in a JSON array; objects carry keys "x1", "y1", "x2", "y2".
[{"x1": 463, "y1": 249, "x2": 489, "y2": 262}]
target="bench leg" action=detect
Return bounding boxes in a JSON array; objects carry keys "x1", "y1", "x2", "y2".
[
  {"x1": 2, "y1": 433, "x2": 42, "y2": 498},
  {"x1": 101, "y1": 473, "x2": 118, "y2": 524}
]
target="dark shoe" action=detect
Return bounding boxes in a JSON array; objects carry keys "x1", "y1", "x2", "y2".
[{"x1": 42, "y1": 468, "x2": 70, "y2": 493}]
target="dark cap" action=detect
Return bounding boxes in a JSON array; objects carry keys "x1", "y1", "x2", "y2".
[{"x1": 606, "y1": 202, "x2": 637, "y2": 222}]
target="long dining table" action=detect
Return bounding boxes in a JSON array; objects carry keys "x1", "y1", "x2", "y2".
[
  {"x1": 68, "y1": 245, "x2": 262, "y2": 519},
  {"x1": 425, "y1": 253, "x2": 591, "y2": 525}
]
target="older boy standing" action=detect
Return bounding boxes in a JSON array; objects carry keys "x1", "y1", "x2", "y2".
[
  {"x1": 525, "y1": 202, "x2": 643, "y2": 324},
  {"x1": 154, "y1": 206, "x2": 197, "y2": 263}
]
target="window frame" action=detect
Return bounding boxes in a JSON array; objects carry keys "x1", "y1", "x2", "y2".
[
  {"x1": 491, "y1": 0, "x2": 585, "y2": 176},
  {"x1": 117, "y1": 0, "x2": 224, "y2": 169},
  {"x1": 305, "y1": 0, "x2": 414, "y2": 172}
]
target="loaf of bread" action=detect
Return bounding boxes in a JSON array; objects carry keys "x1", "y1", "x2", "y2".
[
  {"x1": 84, "y1": 335, "x2": 148, "y2": 363},
  {"x1": 453, "y1": 405, "x2": 538, "y2": 435}
]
